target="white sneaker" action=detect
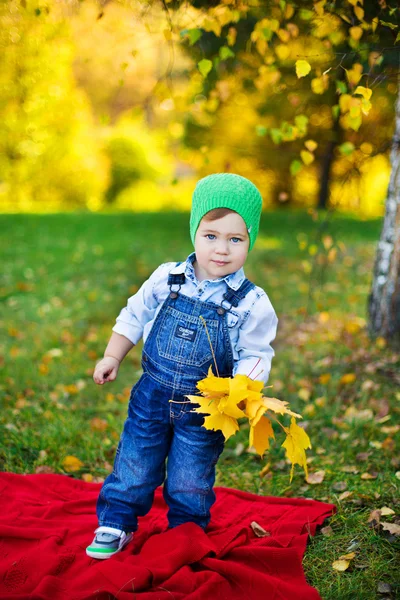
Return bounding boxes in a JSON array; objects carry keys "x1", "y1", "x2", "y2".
[{"x1": 86, "y1": 526, "x2": 133, "y2": 559}]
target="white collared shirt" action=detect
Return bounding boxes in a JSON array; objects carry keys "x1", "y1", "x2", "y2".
[{"x1": 113, "y1": 252, "x2": 278, "y2": 384}]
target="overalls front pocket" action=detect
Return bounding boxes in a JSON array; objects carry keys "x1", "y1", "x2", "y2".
[{"x1": 156, "y1": 305, "x2": 219, "y2": 367}]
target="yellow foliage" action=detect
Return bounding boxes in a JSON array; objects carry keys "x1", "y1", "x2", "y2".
[
  {"x1": 296, "y1": 59, "x2": 311, "y2": 78},
  {"x1": 250, "y1": 416, "x2": 275, "y2": 456},
  {"x1": 311, "y1": 74, "x2": 329, "y2": 94},
  {"x1": 345, "y1": 63, "x2": 363, "y2": 86},
  {"x1": 275, "y1": 44, "x2": 291, "y2": 61},
  {"x1": 282, "y1": 417, "x2": 312, "y2": 482},
  {"x1": 187, "y1": 368, "x2": 310, "y2": 478},
  {"x1": 62, "y1": 455, "x2": 84, "y2": 472},
  {"x1": 349, "y1": 26, "x2": 363, "y2": 41},
  {"x1": 300, "y1": 150, "x2": 315, "y2": 165},
  {"x1": 305, "y1": 139, "x2": 318, "y2": 151}
]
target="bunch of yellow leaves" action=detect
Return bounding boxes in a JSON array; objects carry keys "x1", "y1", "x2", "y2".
[{"x1": 186, "y1": 367, "x2": 311, "y2": 481}]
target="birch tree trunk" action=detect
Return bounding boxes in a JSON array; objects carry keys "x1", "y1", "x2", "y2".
[{"x1": 368, "y1": 77, "x2": 400, "y2": 343}]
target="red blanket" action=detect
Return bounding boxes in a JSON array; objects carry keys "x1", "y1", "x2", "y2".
[{"x1": 0, "y1": 473, "x2": 335, "y2": 599}]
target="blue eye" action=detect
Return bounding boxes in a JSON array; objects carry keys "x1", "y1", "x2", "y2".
[
  {"x1": 205, "y1": 234, "x2": 216, "y2": 240},
  {"x1": 231, "y1": 237, "x2": 242, "y2": 243}
]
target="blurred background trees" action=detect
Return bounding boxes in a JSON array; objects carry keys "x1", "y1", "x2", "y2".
[
  {"x1": 1, "y1": 0, "x2": 399, "y2": 339},
  {"x1": 1, "y1": 0, "x2": 398, "y2": 216}
]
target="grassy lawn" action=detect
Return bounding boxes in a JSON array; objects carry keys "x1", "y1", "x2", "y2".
[{"x1": 1, "y1": 210, "x2": 399, "y2": 599}]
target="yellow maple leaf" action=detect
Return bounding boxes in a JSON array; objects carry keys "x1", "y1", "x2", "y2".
[
  {"x1": 281, "y1": 417, "x2": 312, "y2": 481},
  {"x1": 203, "y1": 413, "x2": 239, "y2": 440},
  {"x1": 197, "y1": 366, "x2": 230, "y2": 397},
  {"x1": 245, "y1": 392, "x2": 265, "y2": 421},
  {"x1": 263, "y1": 397, "x2": 302, "y2": 418},
  {"x1": 229, "y1": 374, "x2": 250, "y2": 402},
  {"x1": 218, "y1": 395, "x2": 246, "y2": 419},
  {"x1": 250, "y1": 416, "x2": 275, "y2": 456},
  {"x1": 187, "y1": 395, "x2": 219, "y2": 416}
]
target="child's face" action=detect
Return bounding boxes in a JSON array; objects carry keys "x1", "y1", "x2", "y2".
[{"x1": 194, "y1": 211, "x2": 250, "y2": 281}]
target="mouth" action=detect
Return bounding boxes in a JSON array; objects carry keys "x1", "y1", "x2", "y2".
[{"x1": 213, "y1": 260, "x2": 228, "y2": 266}]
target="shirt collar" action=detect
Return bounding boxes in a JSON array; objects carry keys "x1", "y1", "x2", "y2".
[{"x1": 169, "y1": 252, "x2": 246, "y2": 290}]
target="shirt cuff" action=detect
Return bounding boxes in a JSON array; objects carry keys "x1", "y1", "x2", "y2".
[{"x1": 112, "y1": 323, "x2": 142, "y2": 346}]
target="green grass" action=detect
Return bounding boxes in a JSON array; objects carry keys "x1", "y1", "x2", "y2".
[{"x1": 1, "y1": 210, "x2": 399, "y2": 599}]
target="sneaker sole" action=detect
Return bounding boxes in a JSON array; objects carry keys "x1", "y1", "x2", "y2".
[{"x1": 86, "y1": 533, "x2": 133, "y2": 560}]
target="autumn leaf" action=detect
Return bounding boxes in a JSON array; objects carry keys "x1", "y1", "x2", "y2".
[
  {"x1": 62, "y1": 455, "x2": 83, "y2": 472},
  {"x1": 354, "y1": 85, "x2": 372, "y2": 101},
  {"x1": 306, "y1": 470, "x2": 325, "y2": 484},
  {"x1": 196, "y1": 366, "x2": 230, "y2": 397},
  {"x1": 187, "y1": 394, "x2": 219, "y2": 416},
  {"x1": 304, "y1": 139, "x2": 318, "y2": 152},
  {"x1": 381, "y1": 522, "x2": 400, "y2": 535},
  {"x1": 219, "y1": 394, "x2": 246, "y2": 419},
  {"x1": 282, "y1": 417, "x2": 312, "y2": 481},
  {"x1": 203, "y1": 413, "x2": 239, "y2": 440},
  {"x1": 295, "y1": 59, "x2": 311, "y2": 78},
  {"x1": 332, "y1": 551, "x2": 356, "y2": 572},
  {"x1": 300, "y1": 150, "x2": 314, "y2": 165},
  {"x1": 332, "y1": 559, "x2": 350, "y2": 572},
  {"x1": 198, "y1": 59, "x2": 213, "y2": 77},
  {"x1": 188, "y1": 369, "x2": 309, "y2": 470},
  {"x1": 249, "y1": 415, "x2": 275, "y2": 456},
  {"x1": 340, "y1": 373, "x2": 356, "y2": 385},
  {"x1": 263, "y1": 397, "x2": 302, "y2": 418}
]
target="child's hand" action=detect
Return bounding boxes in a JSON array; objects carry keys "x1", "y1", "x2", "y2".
[{"x1": 93, "y1": 356, "x2": 120, "y2": 385}]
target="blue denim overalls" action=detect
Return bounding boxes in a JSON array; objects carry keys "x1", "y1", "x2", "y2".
[{"x1": 97, "y1": 264, "x2": 255, "y2": 531}]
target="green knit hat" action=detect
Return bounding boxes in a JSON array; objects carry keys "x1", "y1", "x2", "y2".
[{"x1": 190, "y1": 173, "x2": 263, "y2": 251}]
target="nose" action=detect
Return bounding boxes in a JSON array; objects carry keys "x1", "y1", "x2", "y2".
[{"x1": 215, "y1": 240, "x2": 229, "y2": 255}]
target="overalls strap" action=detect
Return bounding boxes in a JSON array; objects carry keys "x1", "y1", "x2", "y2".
[
  {"x1": 167, "y1": 263, "x2": 185, "y2": 287},
  {"x1": 222, "y1": 279, "x2": 255, "y2": 307}
]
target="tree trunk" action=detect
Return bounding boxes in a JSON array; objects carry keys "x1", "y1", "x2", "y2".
[
  {"x1": 318, "y1": 113, "x2": 341, "y2": 210},
  {"x1": 368, "y1": 77, "x2": 400, "y2": 343}
]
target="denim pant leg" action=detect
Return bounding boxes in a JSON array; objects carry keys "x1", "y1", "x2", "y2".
[
  {"x1": 96, "y1": 374, "x2": 172, "y2": 531},
  {"x1": 163, "y1": 404, "x2": 225, "y2": 529}
]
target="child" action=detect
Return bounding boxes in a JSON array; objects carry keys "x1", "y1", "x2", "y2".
[{"x1": 86, "y1": 173, "x2": 278, "y2": 559}]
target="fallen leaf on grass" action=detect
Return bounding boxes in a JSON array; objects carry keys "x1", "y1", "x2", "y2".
[
  {"x1": 320, "y1": 525, "x2": 333, "y2": 536},
  {"x1": 35, "y1": 465, "x2": 55, "y2": 474},
  {"x1": 339, "y1": 491, "x2": 353, "y2": 501},
  {"x1": 381, "y1": 522, "x2": 400, "y2": 535},
  {"x1": 361, "y1": 472, "x2": 378, "y2": 480},
  {"x1": 306, "y1": 470, "x2": 325, "y2": 484},
  {"x1": 339, "y1": 373, "x2": 356, "y2": 385},
  {"x1": 344, "y1": 407, "x2": 373, "y2": 422},
  {"x1": 377, "y1": 582, "x2": 393, "y2": 594},
  {"x1": 332, "y1": 551, "x2": 356, "y2": 572},
  {"x1": 332, "y1": 481, "x2": 347, "y2": 492},
  {"x1": 380, "y1": 506, "x2": 395, "y2": 516},
  {"x1": 332, "y1": 559, "x2": 350, "y2": 572},
  {"x1": 62, "y1": 455, "x2": 83, "y2": 472},
  {"x1": 368, "y1": 509, "x2": 381, "y2": 528},
  {"x1": 341, "y1": 465, "x2": 359, "y2": 474},
  {"x1": 90, "y1": 417, "x2": 108, "y2": 431}
]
